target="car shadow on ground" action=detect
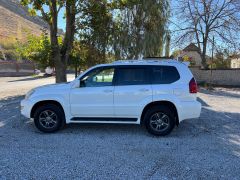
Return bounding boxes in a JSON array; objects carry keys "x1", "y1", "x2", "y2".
[
  {"x1": 7, "y1": 76, "x2": 50, "y2": 82},
  {"x1": 197, "y1": 97, "x2": 209, "y2": 107},
  {"x1": 0, "y1": 95, "x2": 24, "y2": 104}
]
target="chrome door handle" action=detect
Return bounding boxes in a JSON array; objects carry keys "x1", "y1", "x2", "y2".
[{"x1": 103, "y1": 89, "x2": 113, "y2": 93}]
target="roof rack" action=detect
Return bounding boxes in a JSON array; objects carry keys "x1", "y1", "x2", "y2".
[
  {"x1": 112, "y1": 60, "x2": 147, "y2": 64},
  {"x1": 112, "y1": 59, "x2": 179, "y2": 64},
  {"x1": 143, "y1": 56, "x2": 172, "y2": 59}
]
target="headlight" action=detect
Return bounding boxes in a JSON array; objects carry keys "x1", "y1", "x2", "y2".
[{"x1": 25, "y1": 89, "x2": 35, "y2": 100}]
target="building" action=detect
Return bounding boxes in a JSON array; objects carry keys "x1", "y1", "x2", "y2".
[
  {"x1": 178, "y1": 43, "x2": 203, "y2": 66},
  {"x1": 230, "y1": 57, "x2": 240, "y2": 68}
]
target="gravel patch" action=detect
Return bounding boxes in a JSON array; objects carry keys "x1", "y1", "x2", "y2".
[{"x1": 0, "y1": 77, "x2": 240, "y2": 179}]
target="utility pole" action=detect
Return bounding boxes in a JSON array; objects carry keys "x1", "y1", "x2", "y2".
[{"x1": 210, "y1": 36, "x2": 215, "y2": 87}]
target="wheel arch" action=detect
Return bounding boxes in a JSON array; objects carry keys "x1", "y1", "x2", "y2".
[
  {"x1": 140, "y1": 101, "x2": 179, "y2": 125},
  {"x1": 30, "y1": 100, "x2": 65, "y2": 119}
]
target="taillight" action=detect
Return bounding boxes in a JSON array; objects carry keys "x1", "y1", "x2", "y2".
[{"x1": 189, "y1": 78, "x2": 197, "y2": 93}]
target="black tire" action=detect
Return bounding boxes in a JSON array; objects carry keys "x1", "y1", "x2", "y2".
[
  {"x1": 143, "y1": 105, "x2": 175, "y2": 136},
  {"x1": 33, "y1": 104, "x2": 65, "y2": 133}
]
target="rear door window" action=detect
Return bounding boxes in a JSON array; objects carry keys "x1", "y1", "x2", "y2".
[
  {"x1": 152, "y1": 66, "x2": 180, "y2": 84},
  {"x1": 116, "y1": 67, "x2": 149, "y2": 85}
]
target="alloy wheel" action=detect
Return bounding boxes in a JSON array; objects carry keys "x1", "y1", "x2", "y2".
[
  {"x1": 149, "y1": 112, "x2": 170, "y2": 132},
  {"x1": 39, "y1": 110, "x2": 58, "y2": 129}
]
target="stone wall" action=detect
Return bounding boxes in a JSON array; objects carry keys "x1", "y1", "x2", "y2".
[
  {"x1": 190, "y1": 67, "x2": 240, "y2": 86},
  {"x1": 0, "y1": 61, "x2": 34, "y2": 76}
]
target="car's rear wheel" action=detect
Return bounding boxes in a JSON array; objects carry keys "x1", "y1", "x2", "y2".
[
  {"x1": 144, "y1": 106, "x2": 175, "y2": 136},
  {"x1": 33, "y1": 104, "x2": 64, "y2": 133}
]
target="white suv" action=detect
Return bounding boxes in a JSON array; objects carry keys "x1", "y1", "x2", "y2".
[{"x1": 21, "y1": 60, "x2": 201, "y2": 136}]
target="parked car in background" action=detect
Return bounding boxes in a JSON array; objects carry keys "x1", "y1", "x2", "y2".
[
  {"x1": 21, "y1": 59, "x2": 201, "y2": 136},
  {"x1": 34, "y1": 69, "x2": 41, "y2": 75},
  {"x1": 44, "y1": 67, "x2": 55, "y2": 77}
]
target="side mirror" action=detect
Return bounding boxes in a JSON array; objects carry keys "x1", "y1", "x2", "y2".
[{"x1": 80, "y1": 79, "x2": 86, "y2": 87}]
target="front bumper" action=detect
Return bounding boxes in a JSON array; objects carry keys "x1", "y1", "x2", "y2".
[{"x1": 20, "y1": 99, "x2": 34, "y2": 118}]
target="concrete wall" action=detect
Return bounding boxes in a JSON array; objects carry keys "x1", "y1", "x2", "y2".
[
  {"x1": 0, "y1": 61, "x2": 34, "y2": 76},
  {"x1": 190, "y1": 67, "x2": 240, "y2": 86}
]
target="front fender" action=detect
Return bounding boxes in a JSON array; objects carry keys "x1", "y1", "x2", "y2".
[{"x1": 30, "y1": 94, "x2": 71, "y2": 123}]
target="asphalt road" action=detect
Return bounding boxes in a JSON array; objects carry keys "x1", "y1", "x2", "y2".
[{"x1": 0, "y1": 76, "x2": 240, "y2": 179}]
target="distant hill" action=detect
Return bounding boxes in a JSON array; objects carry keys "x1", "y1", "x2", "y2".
[{"x1": 0, "y1": 0, "x2": 48, "y2": 44}]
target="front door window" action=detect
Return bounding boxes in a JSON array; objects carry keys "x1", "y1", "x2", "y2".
[{"x1": 81, "y1": 68, "x2": 115, "y2": 87}]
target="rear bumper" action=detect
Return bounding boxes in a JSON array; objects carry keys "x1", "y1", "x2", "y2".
[
  {"x1": 20, "y1": 99, "x2": 34, "y2": 118},
  {"x1": 178, "y1": 100, "x2": 201, "y2": 122}
]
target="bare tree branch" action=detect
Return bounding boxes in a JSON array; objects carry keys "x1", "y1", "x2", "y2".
[{"x1": 171, "y1": 0, "x2": 240, "y2": 68}]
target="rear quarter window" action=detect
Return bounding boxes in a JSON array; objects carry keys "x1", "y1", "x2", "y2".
[{"x1": 152, "y1": 66, "x2": 180, "y2": 84}]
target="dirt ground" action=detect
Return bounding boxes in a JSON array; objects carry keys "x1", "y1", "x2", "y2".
[{"x1": 0, "y1": 75, "x2": 240, "y2": 179}]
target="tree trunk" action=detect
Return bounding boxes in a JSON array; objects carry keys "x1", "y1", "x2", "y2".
[
  {"x1": 49, "y1": 0, "x2": 67, "y2": 83},
  {"x1": 47, "y1": 0, "x2": 76, "y2": 83},
  {"x1": 50, "y1": 30, "x2": 67, "y2": 83},
  {"x1": 165, "y1": 33, "x2": 170, "y2": 57},
  {"x1": 201, "y1": 51, "x2": 207, "y2": 69},
  {"x1": 201, "y1": 32, "x2": 209, "y2": 69},
  {"x1": 74, "y1": 61, "x2": 78, "y2": 78},
  {"x1": 50, "y1": 24, "x2": 66, "y2": 83},
  {"x1": 60, "y1": 0, "x2": 76, "y2": 82},
  {"x1": 57, "y1": 57, "x2": 67, "y2": 82}
]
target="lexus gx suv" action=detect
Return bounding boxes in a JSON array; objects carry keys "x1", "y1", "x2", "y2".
[{"x1": 21, "y1": 59, "x2": 201, "y2": 136}]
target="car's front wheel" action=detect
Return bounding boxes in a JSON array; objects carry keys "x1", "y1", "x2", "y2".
[
  {"x1": 33, "y1": 104, "x2": 65, "y2": 133},
  {"x1": 144, "y1": 106, "x2": 175, "y2": 136}
]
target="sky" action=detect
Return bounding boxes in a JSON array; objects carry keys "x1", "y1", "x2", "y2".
[
  {"x1": 58, "y1": 9, "x2": 66, "y2": 30},
  {"x1": 40, "y1": 6, "x2": 65, "y2": 30}
]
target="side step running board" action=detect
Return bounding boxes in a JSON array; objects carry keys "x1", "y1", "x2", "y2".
[{"x1": 70, "y1": 117, "x2": 138, "y2": 122}]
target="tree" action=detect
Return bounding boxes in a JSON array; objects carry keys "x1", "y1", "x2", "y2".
[
  {"x1": 21, "y1": 0, "x2": 77, "y2": 83},
  {"x1": 75, "y1": 0, "x2": 118, "y2": 66},
  {"x1": 112, "y1": 0, "x2": 170, "y2": 59},
  {"x1": 165, "y1": 31, "x2": 171, "y2": 57},
  {"x1": 16, "y1": 31, "x2": 54, "y2": 69},
  {"x1": 173, "y1": 0, "x2": 240, "y2": 68},
  {"x1": 171, "y1": 49, "x2": 182, "y2": 58},
  {"x1": 76, "y1": 0, "x2": 113, "y2": 63},
  {"x1": 211, "y1": 49, "x2": 231, "y2": 69},
  {"x1": 69, "y1": 41, "x2": 88, "y2": 77},
  {"x1": 76, "y1": 0, "x2": 170, "y2": 61}
]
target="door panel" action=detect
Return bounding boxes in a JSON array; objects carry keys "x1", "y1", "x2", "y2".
[
  {"x1": 70, "y1": 86, "x2": 114, "y2": 117},
  {"x1": 114, "y1": 85, "x2": 152, "y2": 117},
  {"x1": 114, "y1": 66, "x2": 152, "y2": 117},
  {"x1": 70, "y1": 67, "x2": 115, "y2": 117}
]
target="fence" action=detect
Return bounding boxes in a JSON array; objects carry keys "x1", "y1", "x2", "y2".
[
  {"x1": 0, "y1": 61, "x2": 35, "y2": 76},
  {"x1": 190, "y1": 67, "x2": 240, "y2": 87}
]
